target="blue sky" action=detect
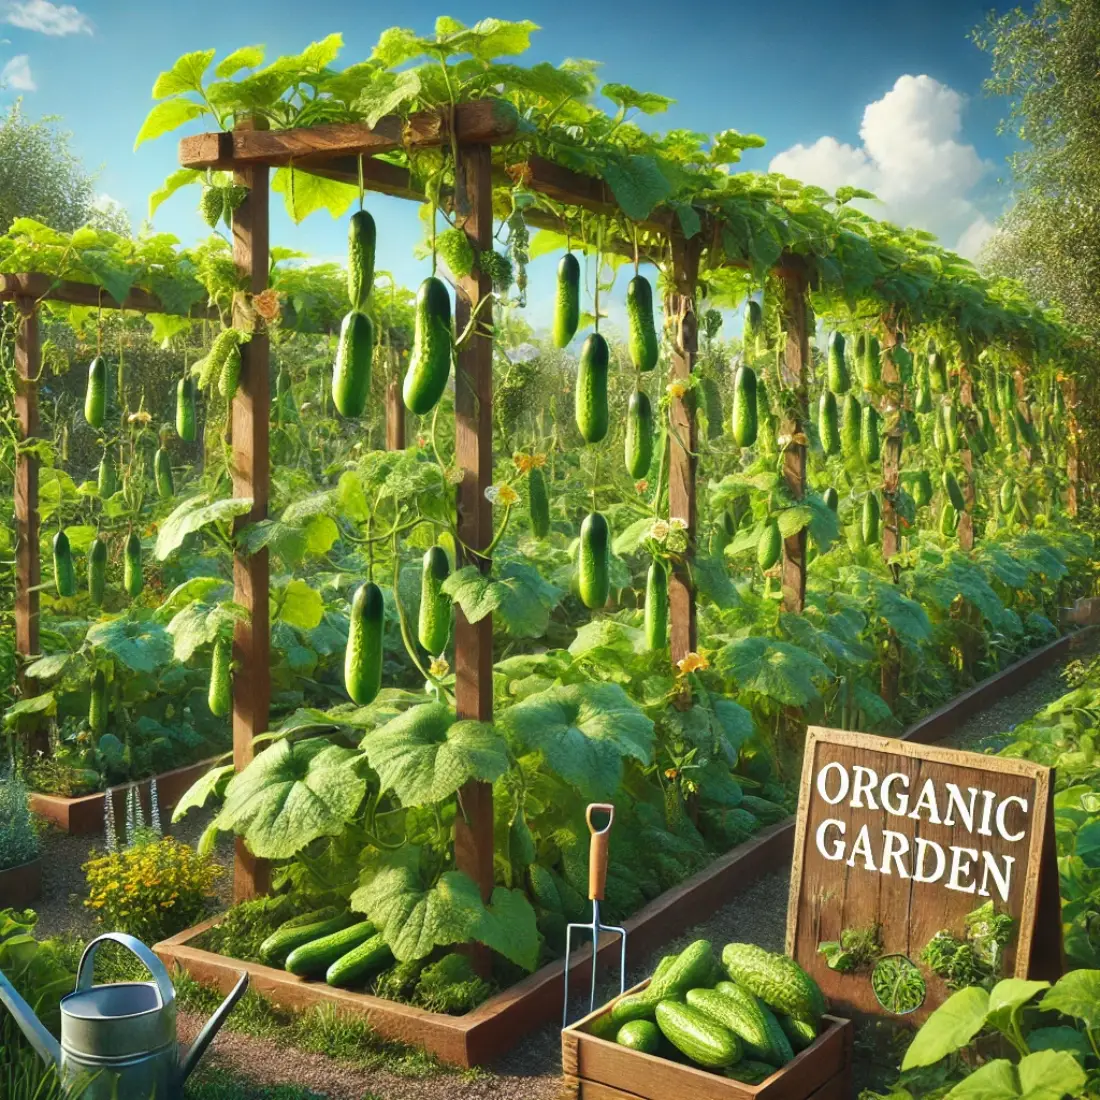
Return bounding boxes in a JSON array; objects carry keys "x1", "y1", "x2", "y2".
[{"x1": 0, "y1": 0, "x2": 1016, "y2": 331}]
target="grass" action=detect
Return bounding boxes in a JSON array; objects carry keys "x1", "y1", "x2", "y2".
[{"x1": 185, "y1": 1068, "x2": 326, "y2": 1099}]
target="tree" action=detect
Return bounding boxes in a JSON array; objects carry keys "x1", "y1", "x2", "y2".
[
  {"x1": 0, "y1": 99, "x2": 97, "y2": 233},
  {"x1": 973, "y1": 0, "x2": 1100, "y2": 332}
]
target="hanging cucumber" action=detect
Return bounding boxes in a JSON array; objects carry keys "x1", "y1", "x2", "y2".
[
  {"x1": 819, "y1": 391, "x2": 840, "y2": 456},
  {"x1": 914, "y1": 373, "x2": 933, "y2": 414},
  {"x1": 860, "y1": 405, "x2": 881, "y2": 463},
  {"x1": 731, "y1": 366, "x2": 758, "y2": 448},
  {"x1": 552, "y1": 253, "x2": 581, "y2": 348},
  {"x1": 176, "y1": 377, "x2": 197, "y2": 442},
  {"x1": 403, "y1": 277, "x2": 453, "y2": 415},
  {"x1": 625, "y1": 389, "x2": 654, "y2": 479},
  {"x1": 940, "y1": 501, "x2": 959, "y2": 537},
  {"x1": 913, "y1": 470, "x2": 933, "y2": 508},
  {"x1": 644, "y1": 559, "x2": 668, "y2": 650},
  {"x1": 743, "y1": 299, "x2": 763, "y2": 358},
  {"x1": 347, "y1": 209, "x2": 377, "y2": 310},
  {"x1": 756, "y1": 376, "x2": 776, "y2": 455},
  {"x1": 528, "y1": 466, "x2": 550, "y2": 538},
  {"x1": 943, "y1": 471, "x2": 966, "y2": 513},
  {"x1": 827, "y1": 332, "x2": 850, "y2": 394},
  {"x1": 861, "y1": 492, "x2": 881, "y2": 545},
  {"x1": 87, "y1": 537, "x2": 107, "y2": 607},
  {"x1": 578, "y1": 512, "x2": 610, "y2": 610},
  {"x1": 345, "y1": 582, "x2": 384, "y2": 705},
  {"x1": 84, "y1": 356, "x2": 106, "y2": 429},
  {"x1": 575, "y1": 333, "x2": 610, "y2": 444},
  {"x1": 932, "y1": 409, "x2": 948, "y2": 457},
  {"x1": 154, "y1": 447, "x2": 174, "y2": 500},
  {"x1": 53, "y1": 530, "x2": 75, "y2": 598},
  {"x1": 757, "y1": 519, "x2": 782, "y2": 571},
  {"x1": 123, "y1": 533, "x2": 142, "y2": 598},
  {"x1": 701, "y1": 376, "x2": 724, "y2": 440},
  {"x1": 1000, "y1": 477, "x2": 1016, "y2": 514},
  {"x1": 418, "y1": 546, "x2": 451, "y2": 656},
  {"x1": 862, "y1": 334, "x2": 881, "y2": 390},
  {"x1": 332, "y1": 310, "x2": 375, "y2": 418},
  {"x1": 822, "y1": 487, "x2": 839, "y2": 512},
  {"x1": 943, "y1": 403, "x2": 961, "y2": 453},
  {"x1": 841, "y1": 394, "x2": 861, "y2": 459},
  {"x1": 929, "y1": 349, "x2": 948, "y2": 394},
  {"x1": 209, "y1": 637, "x2": 232, "y2": 717},
  {"x1": 97, "y1": 450, "x2": 117, "y2": 499},
  {"x1": 89, "y1": 669, "x2": 106, "y2": 735},
  {"x1": 626, "y1": 275, "x2": 659, "y2": 372},
  {"x1": 219, "y1": 344, "x2": 241, "y2": 401}
]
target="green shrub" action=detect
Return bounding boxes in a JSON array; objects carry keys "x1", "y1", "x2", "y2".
[{"x1": 0, "y1": 768, "x2": 38, "y2": 871}]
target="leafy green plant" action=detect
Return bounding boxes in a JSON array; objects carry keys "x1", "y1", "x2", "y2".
[{"x1": 0, "y1": 768, "x2": 38, "y2": 871}]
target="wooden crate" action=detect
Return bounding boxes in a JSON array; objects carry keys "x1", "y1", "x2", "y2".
[
  {"x1": 562, "y1": 980, "x2": 853, "y2": 1100},
  {"x1": 0, "y1": 857, "x2": 41, "y2": 907}
]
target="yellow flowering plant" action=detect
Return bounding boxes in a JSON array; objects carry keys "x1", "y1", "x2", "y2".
[{"x1": 83, "y1": 836, "x2": 221, "y2": 944}]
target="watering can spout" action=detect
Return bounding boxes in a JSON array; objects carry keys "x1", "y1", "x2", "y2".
[
  {"x1": 0, "y1": 967, "x2": 62, "y2": 1068},
  {"x1": 178, "y1": 972, "x2": 248, "y2": 1085}
]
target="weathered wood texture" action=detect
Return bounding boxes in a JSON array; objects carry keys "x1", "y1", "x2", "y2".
[
  {"x1": 229, "y1": 144, "x2": 272, "y2": 902},
  {"x1": 385, "y1": 379, "x2": 406, "y2": 450},
  {"x1": 0, "y1": 857, "x2": 41, "y2": 908},
  {"x1": 452, "y1": 143, "x2": 496, "y2": 956},
  {"x1": 668, "y1": 233, "x2": 701, "y2": 666},
  {"x1": 786, "y1": 727, "x2": 1061, "y2": 1024},
  {"x1": 14, "y1": 303, "x2": 40, "y2": 693},
  {"x1": 779, "y1": 274, "x2": 809, "y2": 614},
  {"x1": 1065, "y1": 378, "x2": 1079, "y2": 517},
  {"x1": 563, "y1": 980, "x2": 853, "y2": 1100},
  {"x1": 0, "y1": 273, "x2": 218, "y2": 317}
]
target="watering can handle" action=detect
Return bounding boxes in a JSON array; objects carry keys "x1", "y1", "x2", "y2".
[
  {"x1": 77, "y1": 933, "x2": 176, "y2": 1010},
  {"x1": 586, "y1": 803, "x2": 615, "y2": 902}
]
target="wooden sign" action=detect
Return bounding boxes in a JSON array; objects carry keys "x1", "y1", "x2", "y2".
[{"x1": 786, "y1": 727, "x2": 1062, "y2": 1023}]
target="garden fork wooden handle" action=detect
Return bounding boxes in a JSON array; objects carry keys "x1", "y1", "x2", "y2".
[{"x1": 586, "y1": 803, "x2": 615, "y2": 902}]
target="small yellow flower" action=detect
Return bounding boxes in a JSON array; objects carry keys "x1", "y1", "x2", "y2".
[
  {"x1": 496, "y1": 483, "x2": 520, "y2": 507},
  {"x1": 430, "y1": 655, "x2": 450, "y2": 679},
  {"x1": 676, "y1": 651, "x2": 710, "y2": 676},
  {"x1": 664, "y1": 768, "x2": 679, "y2": 780},
  {"x1": 128, "y1": 410, "x2": 153, "y2": 425},
  {"x1": 635, "y1": 479, "x2": 649, "y2": 494},
  {"x1": 666, "y1": 381, "x2": 687, "y2": 400},
  {"x1": 252, "y1": 287, "x2": 282, "y2": 323}
]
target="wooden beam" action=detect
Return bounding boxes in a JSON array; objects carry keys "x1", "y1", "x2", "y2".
[
  {"x1": 452, "y1": 142, "x2": 495, "y2": 972},
  {"x1": 780, "y1": 272, "x2": 809, "y2": 614},
  {"x1": 180, "y1": 99, "x2": 518, "y2": 171},
  {"x1": 229, "y1": 130, "x2": 272, "y2": 902},
  {"x1": 385, "y1": 379, "x2": 406, "y2": 451},
  {"x1": 668, "y1": 232, "x2": 702, "y2": 667},
  {"x1": 14, "y1": 301, "x2": 40, "y2": 707},
  {"x1": 0, "y1": 273, "x2": 217, "y2": 318}
]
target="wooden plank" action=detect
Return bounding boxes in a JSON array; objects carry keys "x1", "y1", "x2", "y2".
[
  {"x1": 0, "y1": 273, "x2": 217, "y2": 317},
  {"x1": 385, "y1": 379, "x2": 406, "y2": 450},
  {"x1": 14, "y1": 302, "x2": 40, "y2": 702},
  {"x1": 179, "y1": 99, "x2": 518, "y2": 170},
  {"x1": 452, "y1": 142, "x2": 495, "y2": 967},
  {"x1": 668, "y1": 233, "x2": 701, "y2": 666},
  {"x1": 779, "y1": 273, "x2": 809, "y2": 614},
  {"x1": 229, "y1": 131, "x2": 272, "y2": 902}
]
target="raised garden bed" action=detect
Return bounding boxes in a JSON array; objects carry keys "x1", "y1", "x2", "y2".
[
  {"x1": 153, "y1": 628, "x2": 1089, "y2": 1067},
  {"x1": 0, "y1": 856, "x2": 41, "y2": 907},
  {"x1": 29, "y1": 757, "x2": 219, "y2": 836},
  {"x1": 561, "y1": 979, "x2": 852, "y2": 1100}
]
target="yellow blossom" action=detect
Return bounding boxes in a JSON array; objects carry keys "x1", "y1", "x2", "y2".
[
  {"x1": 635, "y1": 479, "x2": 649, "y2": 494},
  {"x1": 430, "y1": 655, "x2": 450, "y2": 679},
  {"x1": 666, "y1": 381, "x2": 687, "y2": 400},
  {"x1": 676, "y1": 652, "x2": 710, "y2": 676}
]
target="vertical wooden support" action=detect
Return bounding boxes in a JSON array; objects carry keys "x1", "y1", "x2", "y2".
[
  {"x1": 1065, "y1": 378, "x2": 1079, "y2": 518},
  {"x1": 668, "y1": 232, "x2": 701, "y2": 665},
  {"x1": 452, "y1": 144, "x2": 495, "y2": 954},
  {"x1": 14, "y1": 301, "x2": 40, "y2": 694},
  {"x1": 230, "y1": 146, "x2": 271, "y2": 901},
  {"x1": 385, "y1": 379, "x2": 406, "y2": 450},
  {"x1": 779, "y1": 272, "x2": 809, "y2": 615}
]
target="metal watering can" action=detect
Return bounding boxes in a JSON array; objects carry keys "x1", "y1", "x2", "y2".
[{"x1": 0, "y1": 932, "x2": 248, "y2": 1099}]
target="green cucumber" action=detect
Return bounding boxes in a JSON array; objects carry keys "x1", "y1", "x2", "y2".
[
  {"x1": 576, "y1": 333, "x2": 610, "y2": 444},
  {"x1": 702, "y1": 376, "x2": 724, "y2": 440},
  {"x1": 943, "y1": 403, "x2": 961, "y2": 453},
  {"x1": 915, "y1": 376, "x2": 933, "y2": 414},
  {"x1": 417, "y1": 546, "x2": 451, "y2": 656},
  {"x1": 219, "y1": 344, "x2": 241, "y2": 402},
  {"x1": 777, "y1": 1012, "x2": 817, "y2": 1051},
  {"x1": 826, "y1": 331, "x2": 849, "y2": 394},
  {"x1": 819, "y1": 391, "x2": 840, "y2": 456},
  {"x1": 345, "y1": 581, "x2": 384, "y2": 705},
  {"x1": 285, "y1": 920, "x2": 378, "y2": 977},
  {"x1": 625, "y1": 389, "x2": 654, "y2": 479},
  {"x1": 578, "y1": 512, "x2": 610, "y2": 610},
  {"x1": 940, "y1": 501, "x2": 959, "y2": 537},
  {"x1": 943, "y1": 471, "x2": 966, "y2": 513},
  {"x1": 626, "y1": 275, "x2": 659, "y2": 372},
  {"x1": 862, "y1": 492, "x2": 880, "y2": 546},
  {"x1": 528, "y1": 467, "x2": 550, "y2": 538},
  {"x1": 757, "y1": 519, "x2": 782, "y2": 571},
  {"x1": 97, "y1": 450, "x2": 117, "y2": 498},
  {"x1": 326, "y1": 931, "x2": 391, "y2": 987},
  {"x1": 724, "y1": 1061, "x2": 779, "y2": 1084},
  {"x1": 259, "y1": 908, "x2": 349, "y2": 964},
  {"x1": 822, "y1": 487, "x2": 839, "y2": 512},
  {"x1": 841, "y1": 394, "x2": 861, "y2": 458},
  {"x1": 644, "y1": 559, "x2": 668, "y2": 650},
  {"x1": 85, "y1": 357, "x2": 106, "y2": 429},
  {"x1": 176, "y1": 377, "x2": 197, "y2": 442},
  {"x1": 929, "y1": 349, "x2": 948, "y2": 393},
  {"x1": 348, "y1": 209, "x2": 376, "y2": 310},
  {"x1": 721, "y1": 942, "x2": 826, "y2": 1024},
  {"x1": 123, "y1": 533, "x2": 142, "y2": 598},
  {"x1": 913, "y1": 470, "x2": 933, "y2": 508},
  {"x1": 87, "y1": 537, "x2": 107, "y2": 607},
  {"x1": 403, "y1": 277, "x2": 453, "y2": 415},
  {"x1": 154, "y1": 447, "x2": 174, "y2": 500},
  {"x1": 862, "y1": 334, "x2": 881, "y2": 389},
  {"x1": 611, "y1": 941, "x2": 718, "y2": 1026},
  {"x1": 860, "y1": 404, "x2": 881, "y2": 464},
  {"x1": 333, "y1": 310, "x2": 374, "y2": 418},
  {"x1": 208, "y1": 637, "x2": 231, "y2": 718},
  {"x1": 89, "y1": 669, "x2": 106, "y2": 734},
  {"x1": 690, "y1": 984, "x2": 792, "y2": 1066},
  {"x1": 53, "y1": 530, "x2": 75, "y2": 598},
  {"x1": 1000, "y1": 477, "x2": 1016, "y2": 513},
  {"x1": 731, "y1": 366, "x2": 758, "y2": 448},
  {"x1": 616, "y1": 1019, "x2": 661, "y2": 1054},
  {"x1": 744, "y1": 299, "x2": 763, "y2": 358},
  {"x1": 553, "y1": 253, "x2": 581, "y2": 348},
  {"x1": 655, "y1": 1001, "x2": 740, "y2": 1069}
]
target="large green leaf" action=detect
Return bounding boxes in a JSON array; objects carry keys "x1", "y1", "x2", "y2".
[
  {"x1": 902, "y1": 986, "x2": 989, "y2": 1070},
  {"x1": 274, "y1": 579, "x2": 324, "y2": 630},
  {"x1": 986, "y1": 979, "x2": 1050, "y2": 1034},
  {"x1": 442, "y1": 561, "x2": 563, "y2": 639},
  {"x1": 86, "y1": 617, "x2": 173, "y2": 673},
  {"x1": 271, "y1": 168, "x2": 358, "y2": 224},
  {"x1": 215, "y1": 738, "x2": 366, "y2": 859},
  {"x1": 156, "y1": 495, "x2": 254, "y2": 560},
  {"x1": 167, "y1": 601, "x2": 239, "y2": 662},
  {"x1": 715, "y1": 637, "x2": 833, "y2": 706},
  {"x1": 359, "y1": 703, "x2": 509, "y2": 807},
  {"x1": 134, "y1": 99, "x2": 204, "y2": 149},
  {"x1": 498, "y1": 683, "x2": 654, "y2": 799},
  {"x1": 172, "y1": 764, "x2": 235, "y2": 823},
  {"x1": 1039, "y1": 969, "x2": 1100, "y2": 1029},
  {"x1": 944, "y1": 1051, "x2": 1086, "y2": 1100}
]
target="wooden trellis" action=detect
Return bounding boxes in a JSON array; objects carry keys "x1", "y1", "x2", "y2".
[{"x1": 178, "y1": 105, "x2": 814, "y2": 900}]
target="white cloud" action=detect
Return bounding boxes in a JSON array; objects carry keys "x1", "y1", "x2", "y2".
[
  {"x1": 5, "y1": 1, "x2": 92, "y2": 36},
  {"x1": 769, "y1": 75, "x2": 995, "y2": 259},
  {"x1": 1, "y1": 53, "x2": 35, "y2": 90}
]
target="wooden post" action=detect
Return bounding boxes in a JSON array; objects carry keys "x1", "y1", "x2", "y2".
[
  {"x1": 14, "y1": 301, "x2": 40, "y2": 697},
  {"x1": 1065, "y1": 378, "x2": 1079, "y2": 518},
  {"x1": 230, "y1": 139, "x2": 271, "y2": 902},
  {"x1": 452, "y1": 143, "x2": 495, "y2": 961},
  {"x1": 668, "y1": 232, "x2": 701, "y2": 665},
  {"x1": 385, "y1": 379, "x2": 406, "y2": 450},
  {"x1": 779, "y1": 272, "x2": 809, "y2": 615}
]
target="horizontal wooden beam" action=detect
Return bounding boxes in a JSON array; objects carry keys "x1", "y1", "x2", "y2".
[
  {"x1": 0, "y1": 273, "x2": 216, "y2": 318},
  {"x1": 179, "y1": 99, "x2": 518, "y2": 172}
]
